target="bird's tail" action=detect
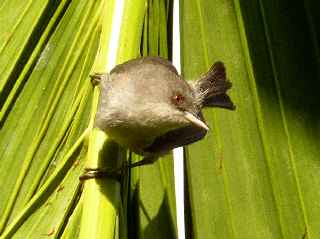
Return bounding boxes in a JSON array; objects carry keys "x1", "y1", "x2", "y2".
[{"x1": 194, "y1": 61, "x2": 235, "y2": 110}]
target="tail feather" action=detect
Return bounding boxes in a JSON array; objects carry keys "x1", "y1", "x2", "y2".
[{"x1": 195, "y1": 61, "x2": 235, "y2": 110}]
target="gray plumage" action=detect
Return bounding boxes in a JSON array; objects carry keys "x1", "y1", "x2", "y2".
[{"x1": 94, "y1": 56, "x2": 235, "y2": 159}]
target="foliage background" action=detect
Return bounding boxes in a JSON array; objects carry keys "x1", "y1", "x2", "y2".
[{"x1": 0, "y1": 0, "x2": 319, "y2": 238}]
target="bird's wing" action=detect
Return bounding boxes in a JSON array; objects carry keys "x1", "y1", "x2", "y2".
[{"x1": 143, "y1": 113, "x2": 207, "y2": 154}]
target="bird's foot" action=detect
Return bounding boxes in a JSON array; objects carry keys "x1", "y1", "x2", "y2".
[
  {"x1": 79, "y1": 166, "x2": 124, "y2": 181},
  {"x1": 79, "y1": 156, "x2": 159, "y2": 181},
  {"x1": 89, "y1": 72, "x2": 108, "y2": 86}
]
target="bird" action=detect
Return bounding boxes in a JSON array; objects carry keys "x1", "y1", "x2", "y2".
[{"x1": 81, "y1": 56, "x2": 235, "y2": 180}]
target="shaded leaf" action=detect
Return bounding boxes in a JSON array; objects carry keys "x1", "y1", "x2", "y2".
[{"x1": 181, "y1": 0, "x2": 320, "y2": 238}]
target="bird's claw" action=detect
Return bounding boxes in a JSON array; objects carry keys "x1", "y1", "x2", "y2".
[
  {"x1": 89, "y1": 72, "x2": 107, "y2": 86},
  {"x1": 79, "y1": 166, "x2": 122, "y2": 181},
  {"x1": 79, "y1": 157, "x2": 159, "y2": 181}
]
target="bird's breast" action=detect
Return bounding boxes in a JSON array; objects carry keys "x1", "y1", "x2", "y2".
[{"x1": 103, "y1": 123, "x2": 159, "y2": 155}]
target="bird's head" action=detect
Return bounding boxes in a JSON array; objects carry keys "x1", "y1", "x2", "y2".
[{"x1": 139, "y1": 72, "x2": 209, "y2": 134}]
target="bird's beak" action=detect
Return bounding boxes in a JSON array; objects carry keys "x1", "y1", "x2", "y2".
[{"x1": 184, "y1": 111, "x2": 209, "y2": 131}]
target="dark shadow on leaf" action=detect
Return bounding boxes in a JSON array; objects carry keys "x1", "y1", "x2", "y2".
[
  {"x1": 127, "y1": 182, "x2": 176, "y2": 239},
  {"x1": 127, "y1": 182, "x2": 140, "y2": 239},
  {"x1": 96, "y1": 139, "x2": 124, "y2": 207},
  {"x1": 240, "y1": 0, "x2": 320, "y2": 145},
  {"x1": 141, "y1": 191, "x2": 176, "y2": 239}
]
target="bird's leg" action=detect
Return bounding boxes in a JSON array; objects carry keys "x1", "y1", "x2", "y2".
[
  {"x1": 89, "y1": 72, "x2": 108, "y2": 86},
  {"x1": 129, "y1": 156, "x2": 159, "y2": 168},
  {"x1": 79, "y1": 156, "x2": 159, "y2": 181}
]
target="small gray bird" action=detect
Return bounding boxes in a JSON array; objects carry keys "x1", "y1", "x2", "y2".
[{"x1": 84, "y1": 56, "x2": 234, "y2": 177}]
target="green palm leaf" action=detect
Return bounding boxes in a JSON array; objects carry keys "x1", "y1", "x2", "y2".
[
  {"x1": 182, "y1": 0, "x2": 320, "y2": 238},
  {"x1": 0, "y1": 0, "x2": 319, "y2": 238},
  {"x1": 0, "y1": 0, "x2": 103, "y2": 237}
]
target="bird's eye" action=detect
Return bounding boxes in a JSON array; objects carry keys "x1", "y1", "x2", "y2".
[{"x1": 173, "y1": 93, "x2": 184, "y2": 104}]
